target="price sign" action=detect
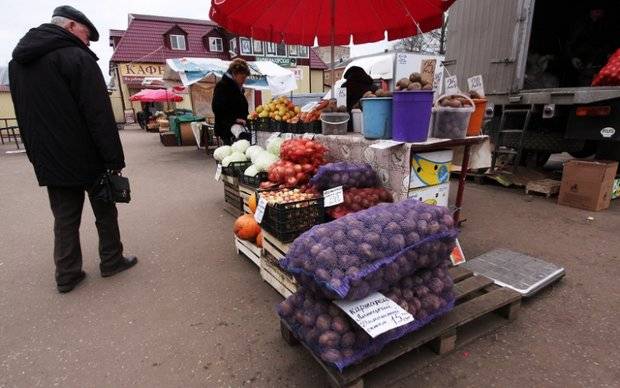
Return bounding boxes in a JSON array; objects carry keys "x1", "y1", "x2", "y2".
[
  {"x1": 214, "y1": 164, "x2": 222, "y2": 181},
  {"x1": 254, "y1": 197, "x2": 267, "y2": 223},
  {"x1": 334, "y1": 292, "x2": 414, "y2": 338},
  {"x1": 445, "y1": 75, "x2": 459, "y2": 95},
  {"x1": 323, "y1": 186, "x2": 344, "y2": 207},
  {"x1": 420, "y1": 59, "x2": 437, "y2": 85},
  {"x1": 450, "y1": 238, "x2": 466, "y2": 265},
  {"x1": 467, "y1": 75, "x2": 485, "y2": 97},
  {"x1": 302, "y1": 133, "x2": 315, "y2": 139}
]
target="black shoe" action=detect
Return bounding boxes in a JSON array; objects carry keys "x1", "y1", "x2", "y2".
[
  {"x1": 57, "y1": 271, "x2": 87, "y2": 293},
  {"x1": 101, "y1": 256, "x2": 138, "y2": 277}
]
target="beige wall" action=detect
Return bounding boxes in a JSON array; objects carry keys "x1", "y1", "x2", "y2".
[
  {"x1": 109, "y1": 83, "x2": 125, "y2": 123},
  {"x1": 0, "y1": 92, "x2": 16, "y2": 121},
  {"x1": 310, "y1": 70, "x2": 324, "y2": 93}
]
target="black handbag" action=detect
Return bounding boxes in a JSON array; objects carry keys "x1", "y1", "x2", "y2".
[{"x1": 90, "y1": 171, "x2": 131, "y2": 203}]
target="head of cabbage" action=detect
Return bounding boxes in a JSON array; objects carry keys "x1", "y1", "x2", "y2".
[
  {"x1": 231, "y1": 139, "x2": 251, "y2": 154},
  {"x1": 267, "y1": 137, "x2": 284, "y2": 156},
  {"x1": 221, "y1": 151, "x2": 247, "y2": 167},
  {"x1": 213, "y1": 145, "x2": 232, "y2": 162}
]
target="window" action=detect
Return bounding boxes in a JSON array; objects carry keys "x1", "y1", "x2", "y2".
[
  {"x1": 298, "y1": 45, "x2": 309, "y2": 58},
  {"x1": 288, "y1": 45, "x2": 298, "y2": 57},
  {"x1": 265, "y1": 42, "x2": 277, "y2": 56},
  {"x1": 252, "y1": 39, "x2": 264, "y2": 55},
  {"x1": 170, "y1": 34, "x2": 186, "y2": 50},
  {"x1": 229, "y1": 38, "x2": 238, "y2": 56},
  {"x1": 240, "y1": 37, "x2": 252, "y2": 55},
  {"x1": 209, "y1": 37, "x2": 223, "y2": 52},
  {"x1": 276, "y1": 43, "x2": 286, "y2": 56}
]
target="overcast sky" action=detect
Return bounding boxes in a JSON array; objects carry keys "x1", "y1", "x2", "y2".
[{"x1": 0, "y1": 0, "x2": 392, "y2": 81}]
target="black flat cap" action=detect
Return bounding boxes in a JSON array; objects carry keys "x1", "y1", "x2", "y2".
[{"x1": 53, "y1": 5, "x2": 99, "y2": 41}]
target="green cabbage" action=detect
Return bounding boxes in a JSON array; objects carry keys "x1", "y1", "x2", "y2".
[
  {"x1": 267, "y1": 137, "x2": 284, "y2": 156},
  {"x1": 244, "y1": 165, "x2": 260, "y2": 177},
  {"x1": 246, "y1": 145, "x2": 264, "y2": 161},
  {"x1": 254, "y1": 151, "x2": 279, "y2": 172},
  {"x1": 213, "y1": 145, "x2": 232, "y2": 162},
  {"x1": 222, "y1": 151, "x2": 247, "y2": 167},
  {"x1": 231, "y1": 139, "x2": 251, "y2": 153}
]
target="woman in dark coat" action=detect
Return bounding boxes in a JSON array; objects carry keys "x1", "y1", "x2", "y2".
[
  {"x1": 342, "y1": 66, "x2": 377, "y2": 130},
  {"x1": 212, "y1": 59, "x2": 251, "y2": 145}
]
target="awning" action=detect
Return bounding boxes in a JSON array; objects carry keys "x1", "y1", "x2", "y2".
[{"x1": 164, "y1": 57, "x2": 297, "y2": 95}]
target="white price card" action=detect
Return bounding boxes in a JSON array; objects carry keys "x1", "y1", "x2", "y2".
[
  {"x1": 323, "y1": 186, "x2": 344, "y2": 207},
  {"x1": 267, "y1": 132, "x2": 281, "y2": 142},
  {"x1": 369, "y1": 140, "x2": 405, "y2": 150},
  {"x1": 214, "y1": 164, "x2": 222, "y2": 181},
  {"x1": 302, "y1": 133, "x2": 315, "y2": 140},
  {"x1": 450, "y1": 238, "x2": 466, "y2": 266},
  {"x1": 334, "y1": 292, "x2": 414, "y2": 338},
  {"x1": 445, "y1": 75, "x2": 459, "y2": 95},
  {"x1": 467, "y1": 75, "x2": 485, "y2": 97},
  {"x1": 254, "y1": 197, "x2": 267, "y2": 223},
  {"x1": 283, "y1": 132, "x2": 293, "y2": 140}
]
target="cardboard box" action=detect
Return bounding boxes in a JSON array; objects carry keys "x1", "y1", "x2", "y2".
[
  {"x1": 407, "y1": 182, "x2": 450, "y2": 207},
  {"x1": 409, "y1": 150, "x2": 453, "y2": 189},
  {"x1": 558, "y1": 160, "x2": 618, "y2": 211},
  {"x1": 612, "y1": 178, "x2": 620, "y2": 200}
]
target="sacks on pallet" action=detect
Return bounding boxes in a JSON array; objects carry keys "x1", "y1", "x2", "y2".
[
  {"x1": 278, "y1": 262, "x2": 455, "y2": 370},
  {"x1": 281, "y1": 199, "x2": 458, "y2": 300}
]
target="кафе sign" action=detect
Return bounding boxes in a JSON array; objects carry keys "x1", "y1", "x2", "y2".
[{"x1": 119, "y1": 63, "x2": 166, "y2": 83}]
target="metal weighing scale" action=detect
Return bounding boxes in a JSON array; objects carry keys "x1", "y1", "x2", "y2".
[{"x1": 463, "y1": 249, "x2": 565, "y2": 297}]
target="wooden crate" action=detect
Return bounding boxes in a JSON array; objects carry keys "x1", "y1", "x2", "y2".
[
  {"x1": 525, "y1": 179, "x2": 561, "y2": 198},
  {"x1": 222, "y1": 174, "x2": 238, "y2": 186},
  {"x1": 238, "y1": 184, "x2": 254, "y2": 214},
  {"x1": 262, "y1": 230, "x2": 291, "y2": 260},
  {"x1": 280, "y1": 266, "x2": 522, "y2": 388},
  {"x1": 234, "y1": 236, "x2": 261, "y2": 267},
  {"x1": 260, "y1": 250, "x2": 298, "y2": 298},
  {"x1": 224, "y1": 180, "x2": 243, "y2": 216}
]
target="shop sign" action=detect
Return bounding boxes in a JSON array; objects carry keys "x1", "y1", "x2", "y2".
[
  {"x1": 255, "y1": 57, "x2": 297, "y2": 68},
  {"x1": 119, "y1": 63, "x2": 166, "y2": 77}
]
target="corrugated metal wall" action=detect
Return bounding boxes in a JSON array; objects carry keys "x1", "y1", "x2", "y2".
[{"x1": 445, "y1": 0, "x2": 532, "y2": 95}]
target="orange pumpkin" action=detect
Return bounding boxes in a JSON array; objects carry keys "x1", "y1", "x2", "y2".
[
  {"x1": 256, "y1": 231, "x2": 263, "y2": 248},
  {"x1": 248, "y1": 193, "x2": 257, "y2": 213},
  {"x1": 234, "y1": 214, "x2": 261, "y2": 241}
]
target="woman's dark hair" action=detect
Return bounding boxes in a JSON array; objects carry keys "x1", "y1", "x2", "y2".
[{"x1": 228, "y1": 58, "x2": 251, "y2": 76}]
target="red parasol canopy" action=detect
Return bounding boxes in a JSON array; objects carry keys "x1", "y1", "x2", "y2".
[
  {"x1": 209, "y1": 0, "x2": 455, "y2": 46},
  {"x1": 129, "y1": 89, "x2": 184, "y2": 102}
]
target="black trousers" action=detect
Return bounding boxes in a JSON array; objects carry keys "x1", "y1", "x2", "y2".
[{"x1": 47, "y1": 186, "x2": 124, "y2": 286}]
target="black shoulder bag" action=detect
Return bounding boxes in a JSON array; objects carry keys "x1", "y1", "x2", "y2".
[{"x1": 89, "y1": 171, "x2": 131, "y2": 203}]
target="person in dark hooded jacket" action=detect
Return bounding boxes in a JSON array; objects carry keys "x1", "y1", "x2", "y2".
[
  {"x1": 212, "y1": 58, "x2": 250, "y2": 145},
  {"x1": 9, "y1": 6, "x2": 137, "y2": 293},
  {"x1": 342, "y1": 66, "x2": 377, "y2": 130}
]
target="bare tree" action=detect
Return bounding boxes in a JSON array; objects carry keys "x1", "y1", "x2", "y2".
[{"x1": 394, "y1": 14, "x2": 448, "y2": 54}]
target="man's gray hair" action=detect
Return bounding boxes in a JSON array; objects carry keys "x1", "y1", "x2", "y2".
[{"x1": 51, "y1": 16, "x2": 72, "y2": 27}]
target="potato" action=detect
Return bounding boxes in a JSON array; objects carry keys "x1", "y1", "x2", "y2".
[
  {"x1": 320, "y1": 349, "x2": 342, "y2": 363},
  {"x1": 331, "y1": 316, "x2": 351, "y2": 334},
  {"x1": 316, "y1": 314, "x2": 332, "y2": 331},
  {"x1": 318, "y1": 331, "x2": 341, "y2": 348},
  {"x1": 407, "y1": 82, "x2": 422, "y2": 90},
  {"x1": 422, "y1": 83, "x2": 433, "y2": 90},
  {"x1": 409, "y1": 72, "x2": 422, "y2": 83},
  {"x1": 397, "y1": 78, "x2": 411, "y2": 89}
]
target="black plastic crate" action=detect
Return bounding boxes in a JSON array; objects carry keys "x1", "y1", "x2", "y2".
[
  {"x1": 302, "y1": 121, "x2": 322, "y2": 134},
  {"x1": 270, "y1": 120, "x2": 287, "y2": 133},
  {"x1": 257, "y1": 190, "x2": 325, "y2": 243},
  {"x1": 239, "y1": 172, "x2": 269, "y2": 188},
  {"x1": 287, "y1": 122, "x2": 304, "y2": 134},
  {"x1": 222, "y1": 161, "x2": 252, "y2": 177},
  {"x1": 255, "y1": 118, "x2": 271, "y2": 132}
]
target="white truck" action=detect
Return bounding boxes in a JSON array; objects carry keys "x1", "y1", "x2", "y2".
[{"x1": 444, "y1": 0, "x2": 620, "y2": 165}]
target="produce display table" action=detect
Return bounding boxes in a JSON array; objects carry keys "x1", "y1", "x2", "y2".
[{"x1": 256, "y1": 132, "x2": 487, "y2": 224}]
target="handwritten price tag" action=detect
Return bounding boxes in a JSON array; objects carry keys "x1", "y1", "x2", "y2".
[
  {"x1": 323, "y1": 186, "x2": 344, "y2": 207},
  {"x1": 254, "y1": 197, "x2": 267, "y2": 223},
  {"x1": 214, "y1": 164, "x2": 222, "y2": 181},
  {"x1": 302, "y1": 133, "x2": 315, "y2": 139},
  {"x1": 334, "y1": 292, "x2": 414, "y2": 338},
  {"x1": 467, "y1": 75, "x2": 485, "y2": 97},
  {"x1": 445, "y1": 75, "x2": 459, "y2": 95}
]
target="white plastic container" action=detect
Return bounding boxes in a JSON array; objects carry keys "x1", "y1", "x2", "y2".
[
  {"x1": 320, "y1": 112, "x2": 350, "y2": 135},
  {"x1": 351, "y1": 109, "x2": 363, "y2": 133}
]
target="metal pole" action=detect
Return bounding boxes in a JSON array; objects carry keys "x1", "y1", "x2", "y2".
[
  {"x1": 453, "y1": 144, "x2": 471, "y2": 225},
  {"x1": 330, "y1": 0, "x2": 336, "y2": 100}
]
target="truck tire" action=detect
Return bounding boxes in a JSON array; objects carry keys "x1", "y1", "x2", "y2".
[{"x1": 568, "y1": 141, "x2": 597, "y2": 158}]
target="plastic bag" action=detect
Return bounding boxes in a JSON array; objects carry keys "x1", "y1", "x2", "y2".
[
  {"x1": 281, "y1": 199, "x2": 457, "y2": 300},
  {"x1": 310, "y1": 162, "x2": 379, "y2": 191},
  {"x1": 592, "y1": 49, "x2": 620, "y2": 86},
  {"x1": 278, "y1": 263, "x2": 455, "y2": 370}
]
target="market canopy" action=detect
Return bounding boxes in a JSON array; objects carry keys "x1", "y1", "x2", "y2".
[
  {"x1": 164, "y1": 58, "x2": 297, "y2": 95},
  {"x1": 129, "y1": 89, "x2": 184, "y2": 102},
  {"x1": 209, "y1": 0, "x2": 455, "y2": 46}
]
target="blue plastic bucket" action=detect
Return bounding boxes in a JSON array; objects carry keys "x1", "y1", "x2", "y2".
[{"x1": 360, "y1": 97, "x2": 393, "y2": 140}]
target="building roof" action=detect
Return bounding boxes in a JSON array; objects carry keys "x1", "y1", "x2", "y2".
[
  {"x1": 109, "y1": 29, "x2": 125, "y2": 38},
  {"x1": 110, "y1": 14, "x2": 222, "y2": 64},
  {"x1": 309, "y1": 48, "x2": 327, "y2": 70}
]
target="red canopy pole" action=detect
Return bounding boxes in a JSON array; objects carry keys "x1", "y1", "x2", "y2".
[{"x1": 330, "y1": 0, "x2": 335, "y2": 100}]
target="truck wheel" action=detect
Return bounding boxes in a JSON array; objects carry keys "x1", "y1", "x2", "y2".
[
  {"x1": 521, "y1": 151, "x2": 551, "y2": 167},
  {"x1": 568, "y1": 141, "x2": 597, "y2": 158}
]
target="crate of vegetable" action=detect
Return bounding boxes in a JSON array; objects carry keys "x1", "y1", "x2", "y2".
[
  {"x1": 431, "y1": 94, "x2": 475, "y2": 139},
  {"x1": 239, "y1": 171, "x2": 269, "y2": 188},
  {"x1": 222, "y1": 160, "x2": 252, "y2": 177},
  {"x1": 258, "y1": 188, "x2": 325, "y2": 243}
]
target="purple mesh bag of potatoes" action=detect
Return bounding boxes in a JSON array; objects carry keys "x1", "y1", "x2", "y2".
[
  {"x1": 309, "y1": 162, "x2": 379, "y2": 191},
  {"x1": 281, "y1": 199, "x2": 458, "y2": 300},
  {"x1": 278, "y1": 263, "x2": 455, "y2": 370}
]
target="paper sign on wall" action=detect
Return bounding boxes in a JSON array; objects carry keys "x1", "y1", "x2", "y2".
[
  {"x1": 467, "y1": 75, "x2": 485, "y2": 97},
  {"x1": 334, "y1": 292, "x2": 414, "y2": 338},
  {"x1": 214, "y1": 164, "x2": 222, "y2": 181},
  {"x1": 254, "y1": 197, "x2": 267, "y2": 223},
  {"x1": 323, "y1": 186, "x2": 344, "y2": 207},
  {"x1": 450, "y1": 239, "x2": 466, "y2": 265},
  {"x1": 445, "y1": 75, "x2": 459, "y2": 95}
]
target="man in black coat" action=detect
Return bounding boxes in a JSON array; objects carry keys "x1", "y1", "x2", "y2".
[
  {"x1": 9, "y1": 5, "x2": 137, "y2": 293},
  {"x1": 212, "y1": 59, "x2": 250, "y2": 145}
]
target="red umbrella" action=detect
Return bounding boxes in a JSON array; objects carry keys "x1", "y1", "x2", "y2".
[
  {"x1": 210, "y1": 0, "x2": 455, "y2": 96},
  {"x1": 129, "y1": 89, "x2": 184, "y2": 102},
  {"x1": 209, "y1": 0, "x2": 454, "y2": 46}
]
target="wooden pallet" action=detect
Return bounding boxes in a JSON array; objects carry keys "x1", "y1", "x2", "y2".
[
  {"x1": 280, "y1": 266, "x2": 522, "y2": 388},
  {"x1": 260, "y1": 250, "x2": 298, "y2": 298},
  {"x1": 234, "y1": 236, "x2": 261, "y2": 267},
  {"x1": 525, "y1": 179, "x2": 561, "y2": 198}
]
